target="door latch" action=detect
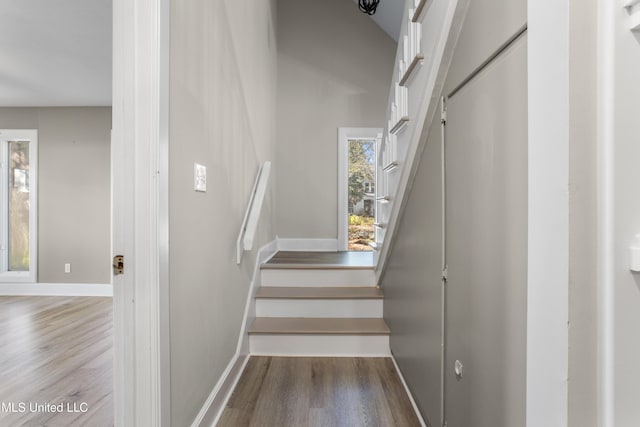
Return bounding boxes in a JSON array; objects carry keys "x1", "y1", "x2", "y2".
[{"x1": 113, "y1": 255, "x2": 124, "y2": 275}]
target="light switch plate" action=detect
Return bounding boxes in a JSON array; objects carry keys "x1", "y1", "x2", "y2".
[{"x1": 194, "y1": 163, "x2": 206, "y2": 192}]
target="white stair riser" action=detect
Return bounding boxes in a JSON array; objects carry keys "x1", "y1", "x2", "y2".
[
  {"x1": 249, "y1": 334, "x2": 390, "y2": 357},
  {"x1": 260, "y1": 269, "x2": 376, "y2": 287},
  {"x1": 255, "y1": 299, "x2": 383, "y2": 318}
]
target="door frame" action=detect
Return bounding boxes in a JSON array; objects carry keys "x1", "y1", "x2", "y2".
[
  {"x1": 337, "y1": 128, "x2": 381, "y2": 252},
  {"x1": 112, "y1": 0, "x2": 170, "y2": 425}
]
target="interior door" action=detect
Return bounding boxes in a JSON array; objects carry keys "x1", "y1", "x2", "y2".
[{"x1": 444, "y1": 35, "x2": 528, "y2": 427}]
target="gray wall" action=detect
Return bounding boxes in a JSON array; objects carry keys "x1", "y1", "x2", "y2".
[
  {"x1": 383, "y1": 0, "x2": 601, "y2": 425},
  {"x1": 0, "y1": 107, "x2": 111, "y2": 284},
  {"x1": 168, "y1": 0, "x2": 277, "y2": 425},
  {"x1": 382, "y1": 1, "x2": 526, "y2": 425},
  {"x1": 611, "y1": 6, "x2": 640, "y2": 426},
  {"x1": 568, "y1": 0, "x2": 598, "y2": 424},
  {"x1": 275, "y1": 0, "x2": 395, "y2": 239}
]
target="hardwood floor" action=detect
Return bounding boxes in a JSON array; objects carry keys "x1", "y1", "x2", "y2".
[
  {"x1": 265, "y1": 251, "x2": 375, "y2": 268},
  {"x1": 218, "y1": 357, "x2": 421, "y2": 427},
  {"x1": 0, "y1": 296, "x2": 113, "y2": 427}
]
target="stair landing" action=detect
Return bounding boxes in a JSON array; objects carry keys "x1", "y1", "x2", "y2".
[
  {"x1": 261, "y1": 251, "x2": 376, "y2": 287},
  {"x1": 263, "y1": 250, "x2": 374, "y2": 268}
]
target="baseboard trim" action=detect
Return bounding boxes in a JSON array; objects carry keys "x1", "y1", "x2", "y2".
[
  {"x1": 191, "y1": 239, "x2": 278, "y2": 427},
  {"x1": 391, "y1": 353, "x2": 428, "y2": 427},
  {"x1": 0, "y1": 283, "x2": 113, "y2": 296},
  {"x1": 277, "y1": 238, "x2": 338, "y2": 252},
  {"x1": 190, "y1": 353, "x2": 249, "y2": 427}
]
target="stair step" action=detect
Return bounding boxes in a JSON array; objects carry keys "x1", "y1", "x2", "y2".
[
  {"x1": 248, "y1": 317, "x2": 390, "y2": 356},
  {"x1": 260, "y1": 269, "x2": 376, "y2": 287},
  {"x1": 248, "y1": 317, "x2": 390, "y2": 335},
  {"x1": 264, "y1": 251, "x2": 374, "y2": 269},
  {"x1": 255, "y1": 286, "x2": 383, "y2": 299}
]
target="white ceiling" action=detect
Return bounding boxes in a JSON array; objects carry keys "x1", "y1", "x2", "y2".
[
  {"x1": 0, "y1": 0, "x2": 112, "y2": 107},
  {"x1": 0, "y1": 0, "x2": 399, "y2": 107}
]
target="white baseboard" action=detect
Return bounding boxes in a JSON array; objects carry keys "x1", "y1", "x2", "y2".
[
  {"x1": 191, "y1": 239, "x2": 277, "y2": 427},
  {"x1": 277, "y1": 238, "x2": 338, "y2": 252},
  {"x1": 190, "y1": 353, "x2": 249, "y2": 427},
  {"x1": 391, "y1": 353, "x2": 428, "y2": 427},
  {"x1": 0, "y1": 283, "x2": 113, "y2": 296}
]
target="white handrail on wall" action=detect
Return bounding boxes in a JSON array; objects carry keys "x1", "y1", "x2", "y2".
[{"x1": 236, "y1": 161, "x2": 271, "y2": 264}]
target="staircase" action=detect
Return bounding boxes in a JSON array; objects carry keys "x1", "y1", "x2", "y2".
[{"x1": 248, "y1": 251, "x2": 390, "y2": 356}]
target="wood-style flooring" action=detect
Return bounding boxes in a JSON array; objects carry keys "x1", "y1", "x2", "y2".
[
  {"x1": 265, "y1": 251, "x2": 374, "y2": 268},
  {"x1": 218, "y1": 356, "x2": 421, "y2": 427},
  {"x1": 0, "y1": 296, "x2": 113, "y2": 427}
]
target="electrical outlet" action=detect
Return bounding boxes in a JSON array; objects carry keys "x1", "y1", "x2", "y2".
[{"x1": 64, "y1": 263, "x2": 71, "y2": 273}]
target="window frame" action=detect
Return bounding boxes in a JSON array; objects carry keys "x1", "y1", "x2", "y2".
[{"x1": 0, "y1": 129, "x2": 38, "y2": 283}]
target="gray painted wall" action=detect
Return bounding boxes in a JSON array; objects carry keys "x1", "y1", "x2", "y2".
[
  {"x1": 275, "y1": 0, "x2": 395, "y2": 239},
  {"x1": 568, "y1": 0, "x2": 598, "y2": 424},
  {"x1": 0, "y1": 107, "x2": 111, "y2": 284},
  {"x1": 382, "y1": 0, "x2": 526, "y2": 425},
  {"x1": 168, "y1": 0, "x2": 277, "y2": 425},
  {"x1": 383, "y1": 114, "x2": 443, "y2": 426},
  {"x1": 611, "y1": 6, "x2": 640, "y2": 426},
  {"x1": 383, "y1": 0, "x2": 601, "y2": 425}
]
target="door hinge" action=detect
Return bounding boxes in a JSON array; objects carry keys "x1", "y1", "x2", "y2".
[
  {"x1": 440, "y1": 96, "x2": 447, "y2": 125},
  {"x1": 113, "y1": 255, "x2": 124, "y2": 276},
  {"x1": 442, "y1": 265, "x2": 448, "y2": 283},
  {"x1": 443, "y1": 421, "x2": 448, "y2": 427}
]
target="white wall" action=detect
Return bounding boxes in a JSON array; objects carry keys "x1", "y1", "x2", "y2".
[
  {"x1": 168, "y1": 0, "x2": 277, "y2": 425},
  {"x1": 276, "y1": 0, "x2": 396, "y2": 239},
  {"x1": 0, "y1": 107, "x2": 111, "y2": 284}
]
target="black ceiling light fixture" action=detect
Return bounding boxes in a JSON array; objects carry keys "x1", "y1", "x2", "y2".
[{"x1": 359, "y1": 0, "x2": 380, "y2": 15}]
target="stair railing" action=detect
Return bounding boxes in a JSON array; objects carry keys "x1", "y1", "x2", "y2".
[{"x1": 237, "y1": 161, "x2": 271, "y2": 264}]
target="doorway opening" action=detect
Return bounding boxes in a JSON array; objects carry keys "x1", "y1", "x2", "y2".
[{"x1": 338, "y1": 128, "x2": 381, "y2": 252}]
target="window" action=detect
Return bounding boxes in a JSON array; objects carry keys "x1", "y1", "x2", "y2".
[{"x1": 0, "y1": 130, "x2": 37, "y2": 282}]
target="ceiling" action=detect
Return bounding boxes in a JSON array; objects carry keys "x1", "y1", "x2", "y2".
[
  {"x1": 0, "y1": 0, "x2": 112, "y2": 107},
  {"x1": 0, "y1": 0, "x2": 400, "y2": 108},
  {"x1": 360, "y1": 0, "x2": 404, "y2": 42}
]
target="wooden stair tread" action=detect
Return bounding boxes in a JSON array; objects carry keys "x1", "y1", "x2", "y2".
[
  {"x1": 262, "y1": 251, "x2": 374, "y2": 270},
  {"x1": 255, "y1": 286, "x2": 383, "y2": 299},
  {"x1": 260, "y1": 263, "x2": 373, "y2": 270},
  {"x1": 248, "y1": 317, "x2": 390, "y2": 335}
]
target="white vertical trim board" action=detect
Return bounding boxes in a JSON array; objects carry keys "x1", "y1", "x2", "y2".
[
  {"x1": 337, "y1": 128, "x2": 382, "y2": 252},
  {"x1": 190, "y1": 240, "x2": 278, "y2": 427},
  {"x1": 0, "y1": 283, "x2": 112, "y2": 296},
  {"x1": 112, "y1": 0, "x2": 170, "y2": 424},
  {"x1": 597, "y1": 0, "x2": 615, "y2": 426},
  {"x1": 526, "y1": 1, "x2": 569, "y2": 426}
]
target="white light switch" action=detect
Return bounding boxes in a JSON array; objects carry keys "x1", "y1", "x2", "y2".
[
  {"x1": 194, "y1": 163, "x2": 206, "y2": 192},
  {"x1": 65, "y1": 263, "x2": 71, "y2": 273}
]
